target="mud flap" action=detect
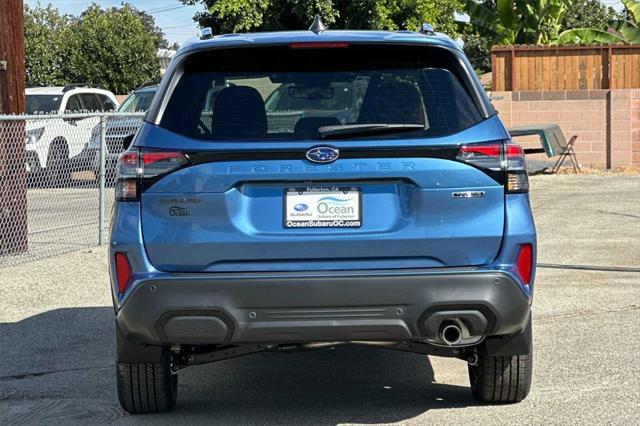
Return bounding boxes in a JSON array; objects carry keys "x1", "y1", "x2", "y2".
[
  {"x1": 484, "y1": 313, "x2": 532, "y2": 356},
  {"x1": 116, "y1": 322, "x2": 164, "y2": 363}
]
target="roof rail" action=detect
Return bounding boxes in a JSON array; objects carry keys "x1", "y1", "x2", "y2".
[
  {"x1": 62, "y1": 83, "x2": 101, "y2": 92},
  {"x1": 419, "y1": 23, "x2": 436, "y2": 35},
  {"x1": 200, "y1": 27, "x2": 213, "y2": 40},
  {"x1": 135, "y1": 81, "x2": 159, "y2": 90}
]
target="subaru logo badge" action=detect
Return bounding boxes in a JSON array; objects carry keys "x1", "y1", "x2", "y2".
[
  {"x1": 306, "y1": 146, "x2": 340, "y2": 164},
  {"x1": 294, "y1": 203, "x2": 309, "y2": 212}
]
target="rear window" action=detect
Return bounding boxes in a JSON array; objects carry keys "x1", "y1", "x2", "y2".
[
  {"x1": 118, "y1": 90, "x2": 156, "y2": 112},
  {"x1": 26, "y1": 95, "x2": 62, "y2": 114},
  {"x1": 160, "y1": 44, "x2": 483, "y2": 141}
]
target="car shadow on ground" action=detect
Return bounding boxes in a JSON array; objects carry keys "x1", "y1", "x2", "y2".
[{"x1": 0, "y1": 308, "x2": 482, "y2": 424}]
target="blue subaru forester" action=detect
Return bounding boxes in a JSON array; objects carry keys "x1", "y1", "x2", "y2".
[{"x1": 110, "y1": 23, "x2": 535, "y2": 413}]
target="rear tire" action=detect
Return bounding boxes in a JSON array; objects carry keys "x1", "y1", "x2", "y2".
[
  {"x1": 468, "y1": 335, "x2": 532, "y2": 403},
  {"x1": 45, "y1": 141, "x2": 71, "y2": 187},
  {"x1": 116, "y1": 352, "x2": 178, "y2": 414}
]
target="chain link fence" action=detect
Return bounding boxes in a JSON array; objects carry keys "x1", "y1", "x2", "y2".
[{"x1": 0, "y1": 112, "x2": 144, "y2": 267}]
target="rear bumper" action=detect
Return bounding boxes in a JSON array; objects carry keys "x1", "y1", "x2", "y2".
[{"x1": 116, "y1": 269, "x2": 531, "y2": 346}]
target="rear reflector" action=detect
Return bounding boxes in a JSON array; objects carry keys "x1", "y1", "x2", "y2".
[
  {"x1": 516, "y1": 244, "x2": 533, "y2": 285},
  {"x1": 289, "y1": 42, "x2": 350, "y2": 49},
  {"x1": 115, "y1": 252, "x2": 132, "y2": 294}
]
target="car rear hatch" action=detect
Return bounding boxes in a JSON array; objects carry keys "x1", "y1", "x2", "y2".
[{"x1": 130, "y1": 42, "x2": 510, "y2": 272}]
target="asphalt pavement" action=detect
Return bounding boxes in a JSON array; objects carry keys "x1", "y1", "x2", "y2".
[
  {"x1": 0, "y1": 179, "x2": 115, "y2": 267},
  {"x1": 0, "y1": 174, "x2": 639, "y2": 425}
]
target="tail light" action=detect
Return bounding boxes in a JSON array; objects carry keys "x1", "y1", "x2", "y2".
[
  {"x1": 504, "y1": 144, "x2": 528, "y2": 192},
  {"x1": 115, "y1": 252, "x2": 132, "y2": 294},
  {"x1": 515, "y1": 244, "x2": 533, "y2": 285},
  {"x1": 115, "y1": 149, "x2": 189, "y2": 201},
  {"x1": 457, "y1": 144, "x2": 501, "y2": 171},
  {"x1": 456, "y1": 142, "x2": 529, "y2": 193}
]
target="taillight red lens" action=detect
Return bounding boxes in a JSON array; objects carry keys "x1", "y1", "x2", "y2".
[
  {"x1": 458, "y1": 144, "x2": 501, "y2": 157},
  {"x1": 516, "y1": 244, "x2": 533, "y2": 285},
  {"x1": 140, "y1": 151, "x2": 188, "y2": 178},
  {"x1": 116, "y1": 151, "x2": 139, "y2": 178},
  {"x1": 506, "y1": 144, "x2": 524, "y2": 158},
  {"x1": 115, "y1": 252, "x2": 132, "y2": 294},
  {"x1": 119, "y1": 151, "x2": 138, "y2": 167},
  {"x1": 456, "y1": 143, "x2": 502, "y2": 171},
  {"x1": 141, "y1": 151, "x2": 185, "y2": 165}
]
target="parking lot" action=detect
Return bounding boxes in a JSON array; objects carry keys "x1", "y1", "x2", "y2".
[
  {"x1": 3, "y1": 184, "x2": 113, "y2": 265},
  {"x1": 1, "y1": 174, "x2": 639, "y2": 425}
]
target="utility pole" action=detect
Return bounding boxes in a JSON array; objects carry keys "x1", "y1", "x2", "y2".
[{"x1": 0, "y1": 0, "x2": 27, "y2": 255}]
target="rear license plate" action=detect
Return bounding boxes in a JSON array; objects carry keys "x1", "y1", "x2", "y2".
[{"x1": 284, "y1": 187, "x2": 362, "y2": 228}]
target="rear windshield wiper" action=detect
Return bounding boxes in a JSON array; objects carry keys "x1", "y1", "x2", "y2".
[{"x1": 318, "y1": 123, "x2": 426, "y2": 139}]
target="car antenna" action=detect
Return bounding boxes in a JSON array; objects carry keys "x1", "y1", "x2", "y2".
[{"x1": 309, "y1": 14, "x2": 326, "y2": 35}]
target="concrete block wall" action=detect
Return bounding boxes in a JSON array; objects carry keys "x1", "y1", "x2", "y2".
[
  {"x1": 490, "y1": 89, "x2": 640, "y2": 169},
  {"x1": 632, "y1": 94, "x2": 640, "y2": 166}
]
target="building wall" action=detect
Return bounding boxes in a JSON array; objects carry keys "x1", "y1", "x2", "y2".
[
  {"x1": 632, "y1": 94, "x2": 640, "y2": 166},
  {"x1": 490, "y1": 89, "x2": 640, "y2": 169}
]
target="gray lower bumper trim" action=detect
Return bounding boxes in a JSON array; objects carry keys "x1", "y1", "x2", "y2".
[{"x1": 117, "y1": 270, "x2": 530, "y2": 345}]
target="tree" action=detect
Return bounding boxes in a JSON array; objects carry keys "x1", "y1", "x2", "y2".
[
  {"x1": 461, "y1": 33, "x2": 492, "y2": 73},
  {"x1": 180, "y1": 0, "x2": 463, "y2": 36},
  {"x1": 23, "y1": 4, "x2": 73, "y2": 87},
  {"x1": 458, "y1": 1, "x2": 494, "y2": 74},
  {"x1": 561, "y1": 0, "x2": 621, "y2": 32},
  {"x1": 134, "y1": 7, "x2": 169, "y2": 49},
  {"x1": 24, "y1": 3, "x2": 163, "y2": 92},
  {"x1": 65, "y1": 4, "x2": 160, "y2": 94},
  {"x1": 336, "y1": 0, "x2": 463, "y2": 34},
  {"x1": 557, "y1": 0, "x2": 640, "y2": 44},
  {"x1": 462, "y1": 0, "x2": 570, "y2": 45}
]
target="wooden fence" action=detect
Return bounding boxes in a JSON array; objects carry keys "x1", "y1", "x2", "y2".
[{"x1": 492, "y1": 44, "x2": 640, "y2": 91}]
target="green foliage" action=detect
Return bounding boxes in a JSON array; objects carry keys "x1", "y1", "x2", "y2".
[
  {"x1": 23, "y1": 4, "x2": 73, "y2": 87},
  {"x1": 181, "y1": 0, "x2": 463, "y2": 36},
  {"x1": 561, "y1": 0, "x2": 621, "y2": 32},
  {"x1": 65, "y1": 4, "x2": 160, "y2": 94},
  {"x1": 24, "y1": 3, "x2": 161, "y2": 93},
  {"x1": 463, "y1": 0, "x2": 570, "y2": 46},
  {"x1": 557, "y1": 0, "x2": 640, "y2": 45},
  {"x1": 461, "y1": 33, "x2": 492, "y2": 73},
  {"x1": 134, "y1": 7, "x2": 170, "y2": 49},
  {"x1": 556, "y1": 28, "x2": 626, "y2": 44},
  {"x1": 624, "y1": 0, "x2": 640, "y2": 22}
]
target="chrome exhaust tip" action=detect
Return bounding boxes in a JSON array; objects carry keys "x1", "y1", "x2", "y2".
[{"x1": 440, "y1": 322, "x2": 463, "y2": 346}]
